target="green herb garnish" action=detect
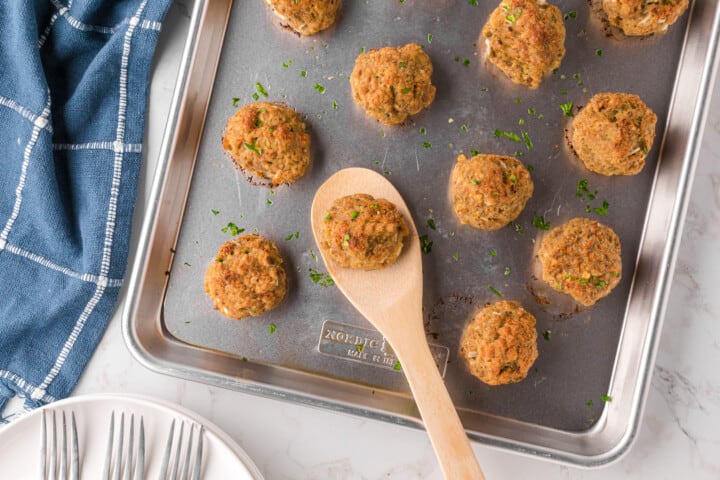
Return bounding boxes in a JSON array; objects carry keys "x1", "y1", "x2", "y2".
[
  {"x1": 532, "y1": 215, "x2": 550, "y2": 230},
  {"x1": 488, "y1": 285, "x2": 503, "y2": 298},
  {"x1": 493, "y1": 129, "x2": 521, "y2": 142},
  {"x1": 560, "y1": 102, "x2": 574, "y2": 117},
  {"x1": 420, "y1": 235, "x2": 433, "y2": 254},
  {"x1": 543, "y1": 330, "x2": 552, "y2": 341},
  {"x1": 269, "y1": 323, "x2": 277, "y2": 334},
  {"x1": 221, "y1": 222, "x2": 244, "y2": 236},
  {"x1": 314, "y1": 83, "x2": 326, "y2": 94},
  {"x1": 255, "y1": 82, "x2": 268, "y2": 97},
  {"x1": 427, "y1": 218, "x2": 436, "y2": 230},
  {"x1": 245, "y1": 141, "x2": 263, "y2": 155},
  {"x1": 309, "y1": 268, "x2": 334, "y2": 287}
]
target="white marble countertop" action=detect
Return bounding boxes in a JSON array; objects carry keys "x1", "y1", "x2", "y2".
[{"x1": 24, "y1": 2, "x2": 720, "y2": 478}]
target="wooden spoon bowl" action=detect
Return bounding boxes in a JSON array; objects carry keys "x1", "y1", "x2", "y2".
[{"x1": 310, "y1": 168, "x2": 485, "y2": 480}]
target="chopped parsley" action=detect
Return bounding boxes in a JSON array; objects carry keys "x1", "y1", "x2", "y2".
[
  {"x1": 586, "y1": 400, "x2": 594, "y2": 407},
  {"x1": 601, "y1": 394, "x2": 613, "y2": 403},
  {"x1": 245, "y1": 141, "x2": 262, "y2": 155},
  {"x1": 509, "y1": 173, "x2": 518, "y2": 183},
  {"x1": 488, "y1": 285, "x2": 503, "y2": 298},
  {"x1": 393, "y1": 361, "x2": 402, "y2": 371},
  {"x1": 494, "y1": 129, "x2": 521, "y2": 142},
  {"x1": 314, "y1": 83, "x2": 326, "y2": 94},
  {"x1": 470, "y1": 149, "x2": 480, "y2": 156},
  {"x1": 522, "y1": 130, "x2": 533, "y2": 151},
  {"x1": 422, "y1": 141, "x2": 432, "y2": 148},
  {"x1": 508, "y1": 221, "x2": 524, "y2": 235},
  {"x1": 596, "y1": 49, "x2": 603, "y2": 57},
  {"x1": 252, "y1": 92, "x2": 259, "y2": 101},
  {"x1": 350, "y1": 210, "x2": 359, "y2": 219},
  {"x1": 560, "y1": 102, "x2": 574, "y2": 117},
  {"x1": 332, "y1": 100, "x2": 338, "y2": 110},
  {"x1": 564, "y1": 10, "x2": 577, "y2": 20},
  {"x1": 427, "y1": 33, "x2": 433, "y2": 43},
  {"x1": 471, "y1": 177, "x2": 479, "y2": 185},
  {"x1": 543, "y1": 330, "x2": 552, "y2": 341},
  {"x1": 183, "y1": 262, "x2": 191, "y2": 267},
  {"x1": 468, "y1": 0, "x2": 478, "y2": 4},
  {"x1": 401, "y1": 87, "x2": 411, "y2": 93},
  {"x1": 452, "y1": 252, "x2": 459, "y2": 261},
  {"x1": 211, "y1": 209, "x2": 220, "y2": 216},
  {"x1": 232, "y1": 97, "x2": 240, "y2": 107},
  {"x1": 576, "y1": 179, "x2": 596, "y2": 200},
  {"x1": 532, "y1": 215, "x2": 550, "y2": 230},
  {"x1": 285, "y1": 232, "x2": 300, "y2": 241},
  {"x1": 255, "y1": 82, "x2": 269, "y2": 97},
  {"x1": 420, "y1": 127, "x2": 427, "y2": 135},
  {"x1": 309, "y1": 268, "x2": 334, "y2": 287},
  {"x1": 342, "y1": 233, "x2": 350, "y2": 247},
  {"x1": 460, "y1": 124, "x2": 468, "y2": 132},
  {"x1": 282, "y1": 59, "x2": 292, "y2": 68},
  {"x1": 268, "y1": 323, "x2": 277, "y2": 334},
  {"x1": 300, "y1": 70, "x2": 307, "y2": 77},
  {"x1": 504, "y1": 267, "x2": 511, "y2": 276},
  {"x1": 221, "y1": 222, "x2": 244, "y2": 236},
  {"x1": 420, "y1": 235, "x2": 433, "y2": 254},
  {"x1": 593, "y1": 200, "x2": 609, "y2": 216},
  {"x1": 489, "y1": 250, "x2": 497, "y2": 257},
  {"x1": 427, "y1": 218, "x2": 436, "y2": 230}
]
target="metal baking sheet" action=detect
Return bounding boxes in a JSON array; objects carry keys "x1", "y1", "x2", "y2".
[{"x1": 123, "y1": 0, "x2": 720, "y2": 467}]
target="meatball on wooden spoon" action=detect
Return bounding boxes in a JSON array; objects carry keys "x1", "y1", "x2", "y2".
[{"x1": 311, "y1": 168, "x2": 485, "y2": 480}]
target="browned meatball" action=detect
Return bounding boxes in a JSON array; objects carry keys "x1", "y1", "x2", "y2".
[
  {"x1": 460, "y1": 300, "x2": 538, "y2": 386},
  {"x1": 350, "y1": 44, "x2": 436, "y2": 126},
  {"x1": 603, "y1": 0, "x2": 688, "y2": 36},
  {"x1": 222, "y1": 102, "x2": 310, "y2": 185},
  {"x1": 321, "y1": 194, "x2": 409, "y2": 270},
  {"x1": 450, "y1": 153, "x2": 533, "y2": 230},
  {"x1": 205, "y1": 234, "x2": 287, "y2": 319},
  {"x1": 538, "y1": 218, "x2": 622, "y2": 306},
  {"x1": 570, "y1": 93, "x2": 657, "y2": 176},
  {"x1": 263, "y1": 0, "x2": 341, "y2": 36},
  {"x1": 482, "y1": 0, "x2": 566, "y2": 89}
]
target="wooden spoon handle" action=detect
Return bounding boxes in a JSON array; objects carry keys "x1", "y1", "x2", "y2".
[{"x1": 393, "y1": 329, "x2": 486, "y2": 480}]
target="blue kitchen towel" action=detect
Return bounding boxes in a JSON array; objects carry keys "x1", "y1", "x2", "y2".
[{"x1": 0, "y1": 0, "x2": 172, "y2": 417}]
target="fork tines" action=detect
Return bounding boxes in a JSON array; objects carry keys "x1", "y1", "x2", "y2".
[
  {"x1": 158, "y1": 419, "x2": 204, "y2": 480},
  {"x1": 41, "y1": 410, "x2": 79, "y2": 480},
  {"x1": 102, "y1": 411, "x2": 145, "y2": 480}
]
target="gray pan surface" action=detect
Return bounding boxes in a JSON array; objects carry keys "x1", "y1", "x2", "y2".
[{"x1": 124, "y1": 0, "x2": 720, "y2": 466}]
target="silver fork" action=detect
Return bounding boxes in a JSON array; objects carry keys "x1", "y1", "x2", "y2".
[
  {"x1": 158, "y1": 419, "x2": 204, "y2": 480},
  {"x1": 102, "y1": 411, "x2": 145, "y2": 480},
  {"x1": 40, "y1": 410, "x2": 79, "y2": 480}
]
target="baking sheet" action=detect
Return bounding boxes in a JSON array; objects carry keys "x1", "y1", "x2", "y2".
[{"x1": 124, "y1": 0, "x2": 720, "y2": 466}]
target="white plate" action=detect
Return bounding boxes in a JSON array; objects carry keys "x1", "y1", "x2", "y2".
[{"x1": 0, "y1": 393, "x2": 263, "y2": 479}]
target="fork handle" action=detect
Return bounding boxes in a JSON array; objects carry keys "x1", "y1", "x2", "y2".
[{"x1": 389, "y1": 325, "x2": 486, "y2": 480}]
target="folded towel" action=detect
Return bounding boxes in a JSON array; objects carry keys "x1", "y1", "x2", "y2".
[{"x1": 0, "y1": 0, "x2": 172, "y2": 417}]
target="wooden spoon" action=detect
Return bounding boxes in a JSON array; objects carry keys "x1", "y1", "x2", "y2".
[{"x1": 311, "y1": 168, "x2": 485, "y2": 480}]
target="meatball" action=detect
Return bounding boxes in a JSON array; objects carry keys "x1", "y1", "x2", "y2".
[
  {"x1": 538, "y1": 218, "x2": 622, "y2": 306},
  {"x1": 222, "y1": 102, "x2": 310, "y2": 185},
  {"x1": 570, "y1": 93, "x2": 657, "y2": 176},
  {"x1": 321, "y1": 194, "x2": 409, "y2": 270},
  {"x1": 603, "y1": 0, "x2": 688, "y2": 36},
  {"x1": 450, "y1": 153, "x2": 534, "y2": 230},
  {"x1": 263, "y1": 0, "x2": 341, "y2": 36},
  {"x1": 482, "y1": 0, "x2": 566, "y2": 89},
  {"x1": 460, "y1": 301, "x2": 538, "y2": 386},
  {"x1": 204, "y1": 234, "x2": 287, "y2": 319},
  {"x1": 350, "y1": 43, "x2": 436, "y2": 126}
]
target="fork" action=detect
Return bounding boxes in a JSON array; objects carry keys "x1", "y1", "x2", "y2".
[
  {"x1": 102, "y1": 411, "x2": 145, "y2": 480},
  {"x1": 40, "y1": 410, "x2": 79, "y2": 480},
  {"x1": 158, "y1": 419, "x2": 204, "y2": 480}
]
